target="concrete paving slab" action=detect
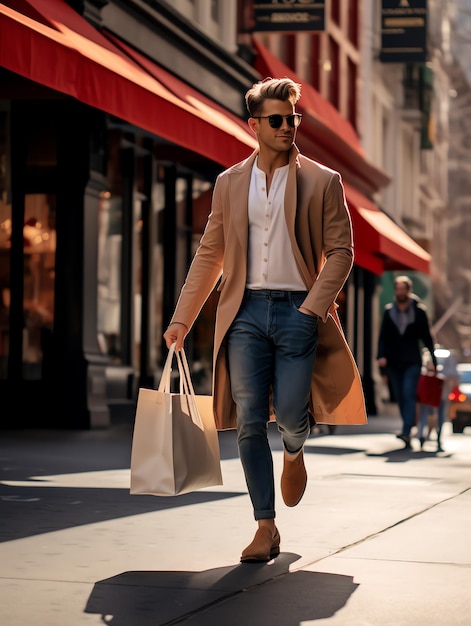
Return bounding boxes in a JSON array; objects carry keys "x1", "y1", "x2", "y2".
[
  {"x1": 303, "y1": 560, "x2": 471, "y2": 626},
  {"x1": 0, "y1": 580, "x2": 100, "y2": 626},
  {"x1": 324, "y1": 490, "x2": 471, "y2": 565}
]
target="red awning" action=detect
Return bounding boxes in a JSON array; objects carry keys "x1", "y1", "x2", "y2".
[
  {"x1": 104, "y1": 32, "x2": 255, "y2": 151},
  {"x1": 0, "y1": 0, "x2": 257, "y2": 168},
  {"x1": 345, "y1": 184, "x2": 431, "y2": 275},
  {"x1": 353, "y1": 247, "x2": 385, "y2": 276}
]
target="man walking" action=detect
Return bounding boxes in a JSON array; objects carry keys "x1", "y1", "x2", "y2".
[
  {"x1": 164, "y1": 77, "x2": 366, "y2": 563},
  {"x1": 377, "y1": 275, "x2": 437, "y2": 448}
]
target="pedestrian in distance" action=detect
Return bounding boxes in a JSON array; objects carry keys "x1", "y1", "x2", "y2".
[
  {"x1": 163, "y1": 77, "x2": 367, "y2": 563},
  {"x1": 377, "y1": 275, "x2": 437, "y2": 449},
  {"x1": 417, "y1": 349, "x2": 459, "y2": 452}
]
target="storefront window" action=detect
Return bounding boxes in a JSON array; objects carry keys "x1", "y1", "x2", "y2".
[
  {"x1": 0, "y1": 194, "x2": 57, "y2": 380},
  {"x1": 1, "y1": 107, "x2": 57, "y2": 381},
  {"x1": 133, "y1": 193, "x2": 143, "y2": 370},
  {"x1": 22, "y1": 194, "x2": 56, "y2": 379},
  {"x1": 0, "y1": 108, "x2": 9, "y2": 379},
  {"x1": 149, "y1": 176, "x2": 165, "y2": 375},
  {"x1": 97, "y1": 190, "x2": 123, "y2": 362},
  {"x1": 96, "y1": 129, "x2": 128, "y2": 363}
]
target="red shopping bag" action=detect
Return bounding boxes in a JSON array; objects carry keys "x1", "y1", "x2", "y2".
[{"x1": 416, "y1": 373, "x2": 444, "y2": 408}]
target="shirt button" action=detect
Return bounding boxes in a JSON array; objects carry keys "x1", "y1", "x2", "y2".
[
  {"x1": 264, "y1": 242, "x2": 268, "y2": 246},
  {"x1": 264, "y1": 227, "x2": 268, "y2": 231}
]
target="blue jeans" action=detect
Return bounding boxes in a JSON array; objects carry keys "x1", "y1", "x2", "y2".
[
  {"x1": 227, "y1": 289, "x2": 319, "y2": 520},
  {"x1": 387, "y1": 364, "x2": 421, "y2": 437}
]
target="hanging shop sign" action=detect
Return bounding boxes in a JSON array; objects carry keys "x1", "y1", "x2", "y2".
[
  {"x1": 419, "y1": 65, "x2": 434, "y2": 149},
  {"x1": 253, "y1": 1, "x2": 325, "y2": 32},
  {"x1": 380, "y1": 0, "x2": 427, "y2": 63}
]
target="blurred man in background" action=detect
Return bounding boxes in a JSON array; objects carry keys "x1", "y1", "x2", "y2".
[{"x1": 377, "y1": 276, "x2": 436, "y2": 449}]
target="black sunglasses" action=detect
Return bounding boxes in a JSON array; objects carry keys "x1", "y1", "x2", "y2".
[{"x1": 251, "y1": 113, "x2": 302, "y2": 129}]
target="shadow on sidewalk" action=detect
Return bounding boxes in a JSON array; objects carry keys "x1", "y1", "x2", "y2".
[
  {"x1": 85, "y1": 553, "x2": 359, "y2": 625},
  {"x1": 366, "y1": 447, "x2": 453, "y2": 463},
  {"x1": 0, "y1": 485, "x2": 242, "y2": 542}
]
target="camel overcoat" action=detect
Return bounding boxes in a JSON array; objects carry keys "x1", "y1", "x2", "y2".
[{"x1": 170, "y1": 146, "x2": 367, "y2": 430}]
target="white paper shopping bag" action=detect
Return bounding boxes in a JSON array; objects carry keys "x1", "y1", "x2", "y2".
[{"x1": 130, "y1": 344, "x2": 222, "y2": 496}]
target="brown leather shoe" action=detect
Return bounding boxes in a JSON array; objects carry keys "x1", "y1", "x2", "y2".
[
  {"x1": 240, "y1": 526, "x2": 281, "y2": 563},
  {"x1": 281, "y1": 449, "x2": 307, "y2": 507}
]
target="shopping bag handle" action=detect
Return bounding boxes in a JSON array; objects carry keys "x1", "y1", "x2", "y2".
[
  {"x1": 158, "y1": 342, "x2": 176, "y2": 393},
  {"x1": 157, "y1": 344, "x2": 203, "y2": 429},
  {"x1": 158, "y1": 343, "x2": 196, "y2": 394},
  {"x1": 175, "y1": 348, "x2": 196, "y2": 397}
]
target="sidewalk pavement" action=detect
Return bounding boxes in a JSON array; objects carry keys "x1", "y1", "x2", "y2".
[{"x1": 1, "y1": 412, "x2": 470, "y2": 626}]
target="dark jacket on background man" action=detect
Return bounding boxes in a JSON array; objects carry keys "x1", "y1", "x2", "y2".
[{"x1": 377, "y1": 298, "x2": 437, "y2": 369}]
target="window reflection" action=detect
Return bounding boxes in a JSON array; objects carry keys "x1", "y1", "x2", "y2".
[
  {"x1": 97, "y1": 190, "x2": 123, "y2": 362},
  {"x1": 0, "y1": 108, "x2": 9, "y2": 378},
  {"x1": 0, "y1": 199, "x2": 11, "y2": 379},
  {"x1": 22, "y1": 194, "x2": 56, "y2": 379}
]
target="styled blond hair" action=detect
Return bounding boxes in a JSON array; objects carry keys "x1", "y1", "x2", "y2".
[{"x1": 245, "y1": 77, "x2": 302, "y2": 117}]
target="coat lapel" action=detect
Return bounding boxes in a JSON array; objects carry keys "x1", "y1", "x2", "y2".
[
  {"x1": 284, "y1": 148, "x2": 313, "y2": 288},
  {"x1": 228, "y1": 151, "x2": 257, "y2": 257}
]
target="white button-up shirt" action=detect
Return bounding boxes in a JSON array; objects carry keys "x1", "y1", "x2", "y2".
[{"x1": 246, "y1": 159, "x2": 306, "y2": 291}]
